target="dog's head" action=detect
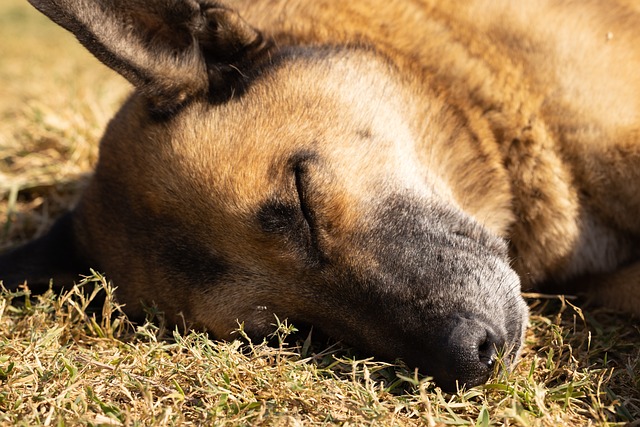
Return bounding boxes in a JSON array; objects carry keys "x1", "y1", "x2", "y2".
[{"x1": 1, "y1": 0, "x2": 528, "y2": 391}]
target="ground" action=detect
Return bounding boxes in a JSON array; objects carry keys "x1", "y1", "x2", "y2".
[{"x1": 0, "y1": 0, "x2": 638, "y2": 425}]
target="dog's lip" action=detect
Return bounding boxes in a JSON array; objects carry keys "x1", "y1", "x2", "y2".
[{"x1": 427, "y1": 368, "x2": 493, "y2": 392}]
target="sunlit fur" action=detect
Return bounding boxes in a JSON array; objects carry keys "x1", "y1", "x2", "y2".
[{"x1": 1, "y1": 0, "x2": 639, "y2": 389}]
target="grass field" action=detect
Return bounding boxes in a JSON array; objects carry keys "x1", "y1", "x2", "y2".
[{"x1": 1, "y1": 0, "x2": 639, "y2": 425}]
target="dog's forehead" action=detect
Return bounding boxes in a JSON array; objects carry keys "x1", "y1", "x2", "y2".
[
  {"x1": 212, "y1": 50, "x2": 415, "y2": 142},
  {"x1": 161, "y1": 52, "x2": 422, "y2": 195}
]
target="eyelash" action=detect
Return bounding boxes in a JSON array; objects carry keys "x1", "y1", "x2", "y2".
[{"x1": 294, "y1": 163, "x2": 315, "y2": 234}]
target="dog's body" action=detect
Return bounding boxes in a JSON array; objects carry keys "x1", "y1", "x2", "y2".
[{"x1": 1, "y1": 0, "x2": 639, "y2": 390}]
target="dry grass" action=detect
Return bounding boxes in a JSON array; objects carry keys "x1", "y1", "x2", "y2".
[
  {"x1": 0, "y1": 0, "x2": 128, "y2": 247},
  {"x1": 0, "y1": 1, "x2": 639, "y2": 425}
]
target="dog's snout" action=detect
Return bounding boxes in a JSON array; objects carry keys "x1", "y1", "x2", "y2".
[
  {"x1": 436, "y1": 316, "x2": 506, "y2": 390},
  {"x1": 477, "y1": 328, "x2": 503, "y2": 368}
]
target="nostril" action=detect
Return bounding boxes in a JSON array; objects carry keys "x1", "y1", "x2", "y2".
[
  {"x1": 477, "y1": 329, "x2": 503, "y2": 368},
  {"x1": 439, "y1": 318, "x2": 507, "y2": 389}
]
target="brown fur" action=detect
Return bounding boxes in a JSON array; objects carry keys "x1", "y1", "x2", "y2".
[
  {"x1": 1, "y1": 0, "x2": 639, "y2": 389},
  {"x1": 232, "y1": 0, "x2": 640, "y2": 307}
]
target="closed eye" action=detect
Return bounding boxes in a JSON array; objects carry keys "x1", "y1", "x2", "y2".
[
  {"x1": 293, "y1": 161, "x2": 317, "y2": 246},
  {"x1": 256, "y1": 152, "x2": 322, "y2": 262}
]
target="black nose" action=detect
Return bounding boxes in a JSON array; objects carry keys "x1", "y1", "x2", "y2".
[{"x1": 436, "y1": 317, "x2": 506, "y2": 391}]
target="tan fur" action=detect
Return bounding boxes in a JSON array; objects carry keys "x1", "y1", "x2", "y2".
[
  {"x1": 230, "y1": 0, "x2": 640, "y2": 304},
  {"x1": 13, "y1": 0, "x2": 640, "y2": 321},
  {"x1": 3, "y1": 0, "x2": 639, "y2": 388}
]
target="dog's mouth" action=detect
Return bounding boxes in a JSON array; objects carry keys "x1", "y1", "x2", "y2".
[
  {"x1": 301, "y1": 241, "x2": 527, "y2": 391},
  {"x1": 273, "y1": 191, "x2": 530, "y2": 390},
  {"x1": 431, "y1": 335, "x2": 525, "y2": 390}
]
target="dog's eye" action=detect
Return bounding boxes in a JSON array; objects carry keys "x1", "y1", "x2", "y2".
[
  {"x1": 293, "y1": 162, "x2": 315, "y2": 236},
  {"x1": 256, "y1": 157, "x2": 320, "y2": 259},
  {"x1": 293, "y1": 161, "x2": 324, "y2": 262}
]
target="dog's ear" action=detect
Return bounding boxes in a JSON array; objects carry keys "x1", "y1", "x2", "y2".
[
  {"x1": 28, "y1": 0, "x2": 268, "y2": 114},
  {"x1": 0, "y1": 213, "x2": 89, "y2": 292}
]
